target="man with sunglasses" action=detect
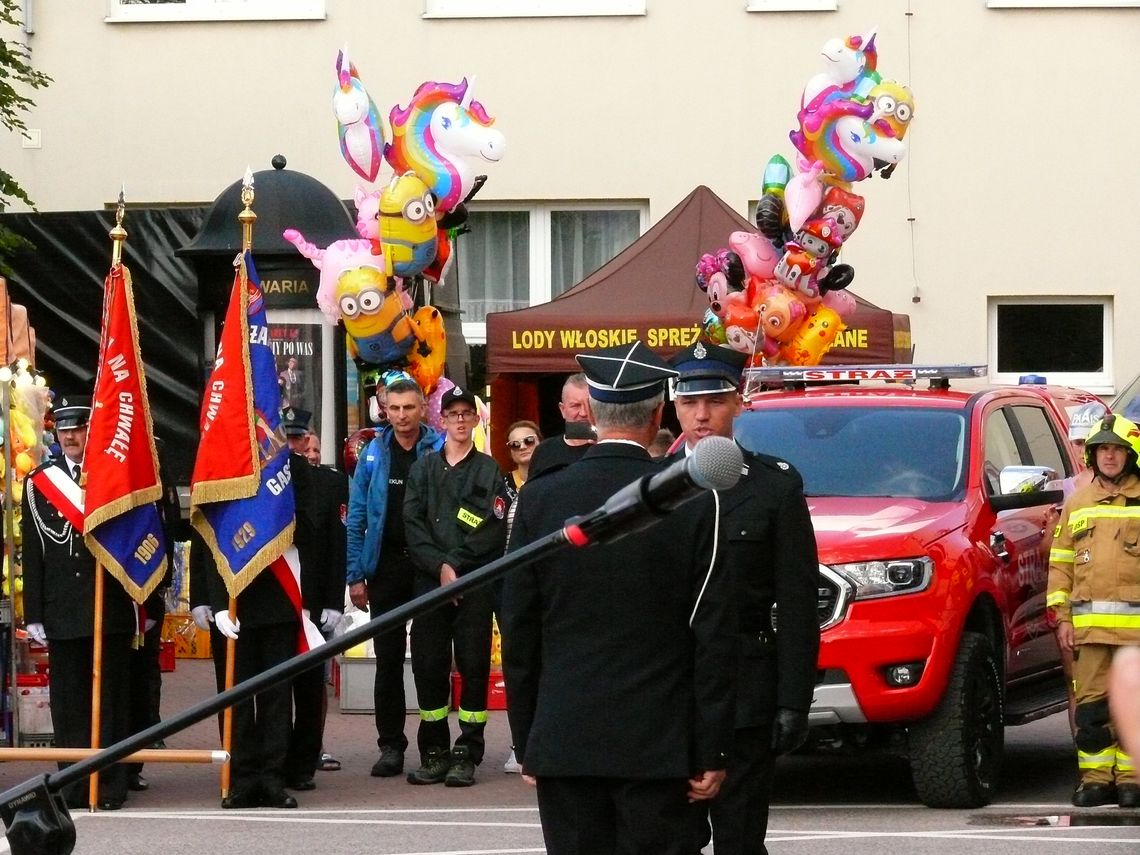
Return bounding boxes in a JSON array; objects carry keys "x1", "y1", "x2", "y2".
[
  {"x1": 346, "y1": 375, "x2": 444, "y2": 779},
  {"x1": 403, "y1": 385, "x2": 508, "y2": 787}
]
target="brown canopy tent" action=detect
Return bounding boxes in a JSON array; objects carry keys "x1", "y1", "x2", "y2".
[{"x1": 484, "y1": 185, "x2": 910, "y2": 468}]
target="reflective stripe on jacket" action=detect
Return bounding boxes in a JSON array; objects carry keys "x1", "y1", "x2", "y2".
[{"x1": 1046, "y1": 472, "x2": 1140, "y2": 645}]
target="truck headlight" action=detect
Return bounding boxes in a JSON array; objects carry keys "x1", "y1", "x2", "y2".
[{"x1": 831, "y1": 557, "x2": 933, "y2": 600}]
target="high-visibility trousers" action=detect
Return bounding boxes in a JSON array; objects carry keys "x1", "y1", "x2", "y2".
[{"x1": 1073, "y1": 643, "x2": 1135, "y2": 785}]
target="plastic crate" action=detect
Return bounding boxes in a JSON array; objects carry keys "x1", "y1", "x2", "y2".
[
  {"x1": 162, "y1": 613, "x2": 211, "y2": 659},
  {"x1": 450, "y1": 672, "x2": 508, "y2": 711}
]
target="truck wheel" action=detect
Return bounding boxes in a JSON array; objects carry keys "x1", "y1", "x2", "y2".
[{"x1": 907, "y1": 631, "x2": 1003, "y2": 808}]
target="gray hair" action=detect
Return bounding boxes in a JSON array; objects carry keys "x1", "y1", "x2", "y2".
[
  {"x1": 590, "y1": 392, "x2": 664, "y2": 430},
  {"x1": 386, "y1": 379, "x2": 424, "y2": 400},
  {"x1": 563, "y1": 373, "x2": 588, "y2": 396}
]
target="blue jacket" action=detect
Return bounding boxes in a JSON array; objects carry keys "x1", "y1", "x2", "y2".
[{"x1": 346, "y1": 424, "x2": 443, "y2": 583}]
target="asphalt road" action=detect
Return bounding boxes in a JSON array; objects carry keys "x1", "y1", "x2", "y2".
[{"x1": 1, "y1": 658, "x2": 1137, "y2": 854}]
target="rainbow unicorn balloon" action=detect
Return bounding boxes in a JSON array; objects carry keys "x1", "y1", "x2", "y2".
[
  {"x1": 333, "y1": 46, "x2": 386, "y2": 183},
  {"x1": 385, "y1": 78, "x2": 506, "y2": 213}
]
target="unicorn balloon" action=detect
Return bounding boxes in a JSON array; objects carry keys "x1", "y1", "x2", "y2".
[
  {"x1": 333, "y1": 46, "x2": 386, "y2": 182},
  {"x1": 385, "y1": 77, "x2": 506, "y2": 213},
  {"x1": 791, "y1": 98, "x2": 906, "y2": 184},
  {"x1": 801, "y1": 27, "x2": 878, "y2": 109}
]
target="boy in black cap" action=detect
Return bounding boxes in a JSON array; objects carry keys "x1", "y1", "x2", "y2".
[
  {"x1": 403, "y1": 384, "x2": 507, "y2": 787},
  {"x1": 502, "y1": 341, "x2": 736, "y2": 855},
  {"x1": 669, "y1": 341, "x2": 819, "y2": 855}
]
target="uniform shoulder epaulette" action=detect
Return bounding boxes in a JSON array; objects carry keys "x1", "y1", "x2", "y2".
[
  {"x1": 748, "y1": 450, "x2": 799, "y2": 477},
  {"x1": 27, "y1": 459, "x2": 56, "y2": 478}
]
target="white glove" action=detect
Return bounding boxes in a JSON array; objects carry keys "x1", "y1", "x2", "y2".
[
  {"x1": 191, "y1": 605, "x2": 214, "y2": 632},
  {"x1": 319, "y1": 609, "x2": 342, "y2": 633},
  {"x1": 26, "y1": 623, "x2": 46, "y2": 646},
  {"x1": 144, "y1": 618, "x2": 157, "y2": 632},
  {"x1": 214, "y1": 609, "x2": 240, "y2": 640}
]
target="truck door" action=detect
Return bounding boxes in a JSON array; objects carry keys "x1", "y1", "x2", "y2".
[
  {"x1": 1007, "y1": 404, "x2": 1071, "y2": 675},
  {"x1": 980, "y1": 405, "x2": 1050, "y2": 682}
]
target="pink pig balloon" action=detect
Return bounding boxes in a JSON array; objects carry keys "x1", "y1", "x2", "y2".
[{"x1": 729, "y1": 231, "x2": 781, "y2": 281}]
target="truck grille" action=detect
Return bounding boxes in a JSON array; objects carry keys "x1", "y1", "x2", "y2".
[
  {"x1": 817, "y1": 565, "x2": 849, "y2": 630},
  {"x1": 769, "y1": 564, "x2": 850, "y2": 633}
]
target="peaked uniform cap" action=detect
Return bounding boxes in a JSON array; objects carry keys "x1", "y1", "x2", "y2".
[
  {"x1": 282, "y1": 407, "x2": 313, "y2": 436},
  {"x1": 668, "y1": 342, "x2": 747, "y2": 396},
  {"x1": 54, "y1": 395, "x2": 92, "y2": 429},
  {"x1": 576, "y1": 341, "x2": 677, "y2": 403}
]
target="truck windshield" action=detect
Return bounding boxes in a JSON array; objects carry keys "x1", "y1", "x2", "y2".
[{"x1": 734, "y1": 406, "x2": 967, "y2": 500}]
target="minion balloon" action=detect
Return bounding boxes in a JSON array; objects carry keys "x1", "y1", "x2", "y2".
[
  {"x1": 337, "y1": 265, "x2": 421, "y2": 365},
  {"x1": 378, "y1": 172, "x2": 440, "y2": 278}
]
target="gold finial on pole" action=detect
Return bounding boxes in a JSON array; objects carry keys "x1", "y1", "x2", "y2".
[
  {"x1": 110, "y1": 185, "x2": 127, "y2": 267},
  {"x1": 239, "y1": 166, "x2": 256, "y2": 252}
]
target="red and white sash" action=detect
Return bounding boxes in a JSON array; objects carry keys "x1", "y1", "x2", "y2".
[
  {"x1": 267, "y1": 546, "x2": 326, "y2": 654},
  {"x1": 29, "y1": 465, "x2": 85, "y2": 529}
]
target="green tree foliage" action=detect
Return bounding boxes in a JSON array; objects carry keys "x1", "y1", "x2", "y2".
[{"x1": 0, "y1": 0, "x2": 50, "y2": 271}]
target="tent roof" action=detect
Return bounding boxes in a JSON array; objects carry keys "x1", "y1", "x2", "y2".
[{"x1": 485, "y1": 185, "x2": 907, "y2": 375}]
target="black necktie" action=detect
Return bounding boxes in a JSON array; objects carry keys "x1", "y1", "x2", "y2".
[{"x1": 71, "y1": 464, "x2": 81, "y2": 484}]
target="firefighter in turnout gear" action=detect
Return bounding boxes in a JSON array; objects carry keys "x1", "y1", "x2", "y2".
[{"x1": 1047, "y1": 413, "x2": 1140, "y2": 808}]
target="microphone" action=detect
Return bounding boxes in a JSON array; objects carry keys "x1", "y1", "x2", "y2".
[{"x1": 565, "y1": 435, "x2": 743, "y2": 546}]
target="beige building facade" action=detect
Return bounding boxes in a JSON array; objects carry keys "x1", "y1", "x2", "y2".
[{"x1": 1, "y1": 0, "x2": 1137, "y2": 393}]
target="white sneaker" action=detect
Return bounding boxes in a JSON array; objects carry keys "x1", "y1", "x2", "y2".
[{"x1": 503, "y1": 748, "x2": 522, "y2": 774}]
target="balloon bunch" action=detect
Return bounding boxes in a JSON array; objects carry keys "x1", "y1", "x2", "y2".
[
  {"x1": 286, "y1": 46, "x2": 506, "y2": 395},
  {"x1": 697, "y1": 27, "x2": 913, "y2": 367}
]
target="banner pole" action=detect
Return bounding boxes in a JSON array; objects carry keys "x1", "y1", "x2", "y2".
[
  {"x1": 87, "y1": 563, "x2": 104, "y2": 811},
  {"x1": 219, "y1": 596, "x2": 237, "y2": 799}
]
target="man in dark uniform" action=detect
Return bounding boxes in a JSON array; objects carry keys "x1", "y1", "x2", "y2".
[
  {"x1": 502, "y1": 341, "x2": 737, "y2": 855},
  {"x1": 403, "y1": 385, "x2": 507, "y2": 787},
  {"x1": 21, "y1": 395, "x2": 136, "y2": 810},
  {"x1": 281, "y1": 410, "x2": 348, "y2": 791},
  {"x1": 669, "y1": 342, "x2": 820, "y2": 855}
]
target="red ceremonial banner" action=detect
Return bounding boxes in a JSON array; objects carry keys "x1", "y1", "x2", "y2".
[
  {"x1": 190, "y1": 266, "x2": 258, "y2": 502},
  {"x1": 84, "y1": 264, "x2": 163, "y2": 528}
]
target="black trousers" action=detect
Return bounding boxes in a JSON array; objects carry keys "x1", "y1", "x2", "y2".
[
  {"x1": 697, "y1": 725, "x2": 776, "y2": 855},
  {"x1": 48, "y1": 633, "x2": 133, "y2": 806},
  {"x1": 368, "y1": 551, "x2": 416, "y2": 752},
  {"x1": 229, "y1": 622, "x2": 297, "y2": 798},
  {"x1": 536, "y1": 776, "x2": 700, "y2": 855},
  {"x1": 409, "y1": 584, "x2": 493, "y2": 762},
  {"x1": 285, "y1": 660, "x2": 325, "y2": 782},
  {"x1": 126, "y1": 614, "x2": 165, "y2": 777}
]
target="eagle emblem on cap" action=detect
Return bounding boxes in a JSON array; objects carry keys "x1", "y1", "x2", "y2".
[{"x1": 693, "y1": 342, "x2": 707, "y2": 360}]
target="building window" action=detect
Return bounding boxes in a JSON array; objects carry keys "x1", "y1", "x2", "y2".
[
  {"x1": 457, "y1": 202, "x2": 646, "y2": 342},
  {"x1": 989, "y1": 297, "x2": 1112, "y2": 392},
  {"x1": 988, "y1": 1, "x2": 1140, "y2": 7},
  {"x1": 106, "y1": 0, "x2": 325, "y2": 23},
  {"x1": 745, "y1": 0, "x2": 837, "y2": 10},
  {"x1": 457, "y1": 210, "x2": 532, "y2": 326},
  {"x1": 424, "y1": 0, "x2": 646, "y2": 18}
]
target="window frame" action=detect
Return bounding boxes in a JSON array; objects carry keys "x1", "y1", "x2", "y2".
[
  {"x1": 987, "y1": 0, "x2": 1140, "y2": 7},
  {"x1": 745, "y1": 0, "x2": 837, "y2": 10},
  {"x1": 460, "y1": 200, "x2": 648, "y2": 344},
  {"x1": 424, "y1": 0, "x2": 645, "y2": 19},
  {"x1": 105, "y1": 0, "x2": 325, "y2": 23},
  {"x1": 988, "y1": 296, "x2": 1113, "y2": 394}
]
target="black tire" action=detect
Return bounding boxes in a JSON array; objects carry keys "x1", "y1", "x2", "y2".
[{"x1": 907, "y1": 631, "x2": 1004, "y2": 808}]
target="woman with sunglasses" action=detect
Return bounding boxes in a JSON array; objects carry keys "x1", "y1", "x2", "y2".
[
  {"x1": 504, "y1": 420, "x2": 542, "y2": 510},
  {"x1": 499, "y1": 420, "x2": 541, "y2": 774}
]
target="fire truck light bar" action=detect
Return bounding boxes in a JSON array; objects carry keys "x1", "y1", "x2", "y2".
[{"x1": 743, "y1": 364, "x2": 988, "y2": 384}]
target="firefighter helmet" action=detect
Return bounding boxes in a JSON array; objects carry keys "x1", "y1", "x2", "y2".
[{"x1": 1083, "y1": 413, "x2": 1140, "y2": 468}]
